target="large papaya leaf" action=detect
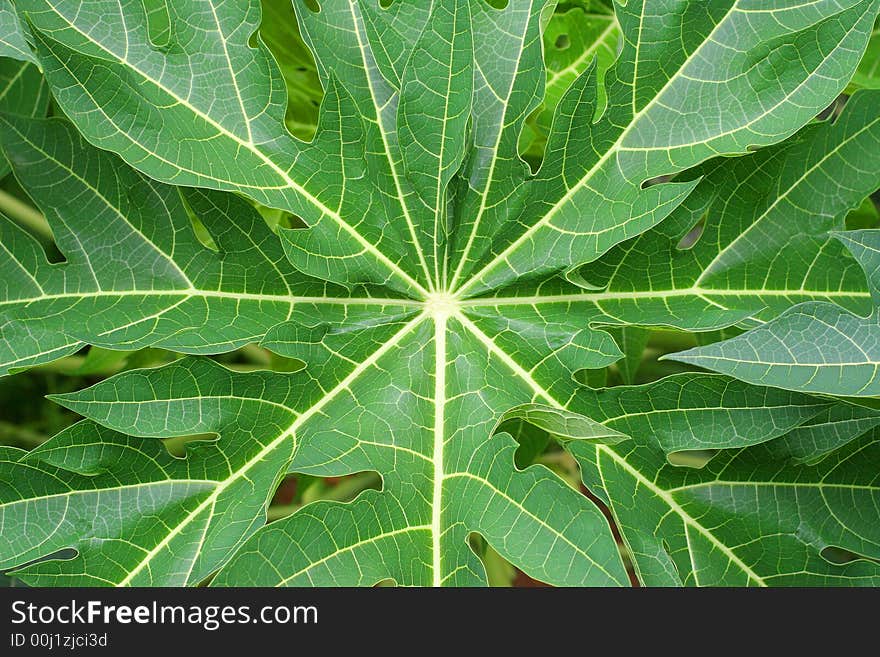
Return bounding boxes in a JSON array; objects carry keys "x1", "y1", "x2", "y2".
[{"x1": 1, "y1": 0, "x2": 879, "y2": 588}]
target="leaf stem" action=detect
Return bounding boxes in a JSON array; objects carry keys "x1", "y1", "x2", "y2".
[
  {"x1": 31, "y1": 356, "x2": 89, "y2": 375},
  {"x1": 0, "y1": 189, "x2": 52, "y2": 240}
]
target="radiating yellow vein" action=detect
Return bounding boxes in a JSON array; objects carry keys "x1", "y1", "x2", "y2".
[
  {"x1": 276, "y1": 525, "x2": 432, "y2": 586},
  {"x1": 116, "y1": 312, "x2": 428, "y2": 586},
  {"x1": 456, "y1": 311, "x2": 768, "y2": 586},
  {"x1": 0, "y1": 60, "x2": 28, "y2": 102},
  {"x1": 347, "y1": 0, "x2": 435, "y2": 291},
  {"x1": 39, "y1": 3, "x2": 429, "y2": 298},
  {"x1": 0, "y1": 289, "x2": 421, "y2": 310},
  {"x1": 431, "y1": 313, "x2": 447, "y2": 586},
  {"x1": 448, "y1": 0, "x2": 536, "y2": 290},
  {"x1": 458, "y1": 287, "x2": 871, "y2": 307},
  {"x1": 453, "y1": 4, "x2": 739, "y2": 297}
]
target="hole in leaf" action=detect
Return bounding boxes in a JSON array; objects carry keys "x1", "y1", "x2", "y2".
[
  {"x1": 0, "y1": 179, "x2": 62, "y2": 260},
  {"x1": 260, "y1": 0, "x2": 323, "y2": 140},
  {"x1": 469, "y1": 532, "x2": 518, "y2": 586},
  {"x1": 499, "y1": 419, "x2": 551, "y2": 469},
  {"x1": 845, "y1": 196, "x2": 880, "y2": 230},
  {"x1": 667, "y1": 449, "x2": 717, "y2": 469},
  {"x1": 820, "y1": 546, "x2": 876, "y2": 565},
  {"x1": 6, "y1": 549, "x2": 77, "y2": 584},
  {"x1": 163, "y1": 432, "x2": 218, "y2": 458},
  {"x1": 272, "y1": 474, "x2": 299, "y2": 507},
  {"x1": 217, "y1": 343, "x2": 275, "y2": 371},
  {"x1": 379, "y1": 0, "x2": 395, "y2": 8},
  {"x1": 266, "y1": 471, "x2": 382, "y2": 522},
  {"x1": 676, "y1": 217, "x2": 705, "y2": 250},
  {"x1": 302, "y1": 0, "x2": 320, "y2": 13},
  {"x1": 484, "y1": 0, "x2": 509, "y2": 9},
  {"x1": 573, "y1": 367, "x2": 608, "y2": 387},
  {"x1": 43, "y1": 243, "x2": 64, "y2": 264},
  {"x1": 39, "y1": 548, "x2": 78, "y2": 563},
  {"x1": 0, "y1": 367, "x2": 88, "y2": 446},
  {"x1": 554, "y1": 34, "x2": 570, "y2": 50},
  {"x1": 280, "y1": 212, "x2": 308, "y2": 230},
  {"x1": 694, "y1": 325, "x2": 746, "y2": 347},
  {"x1": 817, "y1": 94, "x2": 846, "y2": 121},
  {"x1": 641, "y1": 174, "x2": 672, "y2": 190}
]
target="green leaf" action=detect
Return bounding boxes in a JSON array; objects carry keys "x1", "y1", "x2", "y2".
[
  {"x1": 0, "y1": 115, "x2": 403, "y2": 375},
  {"x1": 1, "y1": 357, "x2": 304, "y2": 585},
  {"x1": 397, "y1": 0, "x2": 473, "y2": 286},
  {"x1": 45, "y1": 337, "x2": 625, "y2": 586},
  {"x1": 586, "y1": 431, "x2": 880, "y2": 586},
  {"x1": 669, "y1": 229, "x2": 880, "y2": 396},
  {"x1": 0, "y1": 57, "x2": 49, "y2": 178},
  {"x1": 520, "y1": 4, "x2": 619, "y2": 161},
  {"x1": 767, "y1": 402, "x2": 880, "y2": 464},
  {"x1": 0, "y1": 1, "x2": 35, "y2": 63},
  {"x1": 258, "y1": 0, "x2": 323, "y2": 140},
  {"x1": 574, "y1": 373, "x2": 837, "y2": 457},
  {"x1": 2, "y1": 0, "x2": 879, "y2": 589},
  {"x1": 497, "y1": 403, "x2": 628, "y2": 445},
  {"x1": 850, "y1": 18, "x2": 880, "y2": 89}
]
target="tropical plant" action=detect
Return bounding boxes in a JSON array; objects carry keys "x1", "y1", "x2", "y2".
[{"x1": 0, "y1": 0, "x2": 879, "y2": 587}]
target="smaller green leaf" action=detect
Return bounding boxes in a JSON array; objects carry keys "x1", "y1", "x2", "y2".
[
  {"x1": 850, "y1": 19, "x2": 879, "y2": 90},
  {"x1": 668, "y1": 230, "x2": 880, "y2": 397},
  {"x1": 572, "y1": 373, "x2": 833, "y2": 458},
  {"x1": 520, "y1": 5, "x2": 618, "y2": 160},
  {"x1": 0, "y1": 57, "x2": 49, "y2": 178},
  {"x1": 0, "y1": 2, "x2": 35, "y2": 63},
  {"x1": 497, "y1": 403, "x2": 627, "y2": 445},
  {"x1": 397, "y1": 0, "x2": 473, "y2": 281},
  {"x1": 767, "y1": 402, "x2": 880, "y2": 464}
]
